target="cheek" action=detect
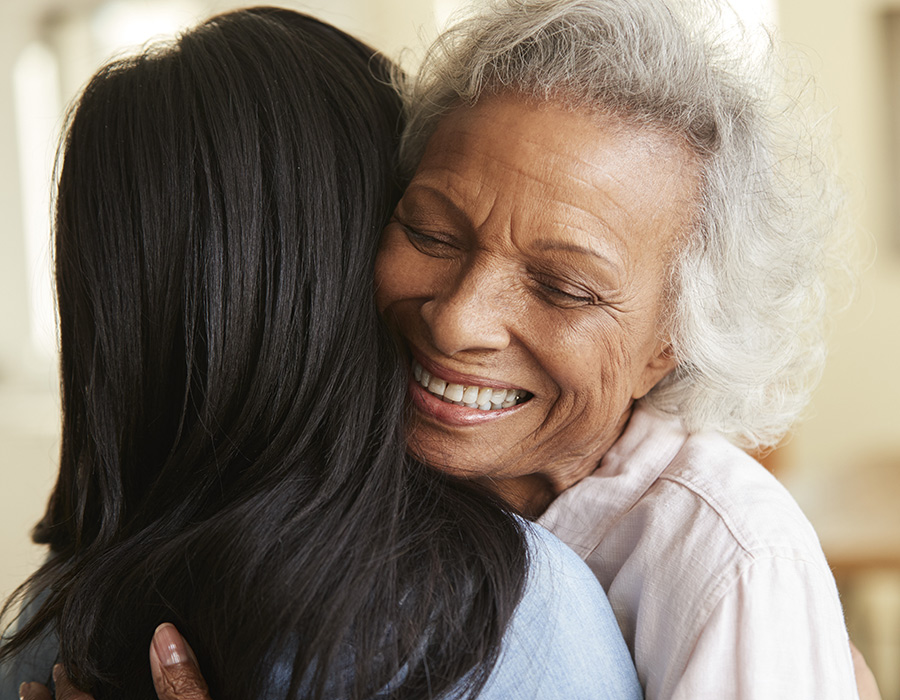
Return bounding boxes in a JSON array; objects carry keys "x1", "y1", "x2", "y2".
[
  {"x1": 524, "y1": 331, "x2": 636, "y2": 467},
  {"x1": 538, "y1": 317, "x2": 635, "y2": 412},
  {"x1": 373, "y1": 255, "x2": 395, "y2": 314},
  {"x1": 374, "y1": 240, "x2": 418, "y2": 314},
  {"x1": 375, "y1": 245, "x2": 460, "y2": 323}
]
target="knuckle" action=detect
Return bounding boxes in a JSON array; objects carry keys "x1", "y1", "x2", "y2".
[{"x1": 158, "y1": 664, "x2": 210, "y2": 700}]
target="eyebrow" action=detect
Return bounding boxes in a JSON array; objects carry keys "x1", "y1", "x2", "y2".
[
  {"x1": 405, "y1": 182, "x2": 624, "y2": 275},
  {"x1": 533, "y1": 239, "x2": 623, "y2": 274},
  {"x1": 401, "y1": 184, "x2": 473, "y2": 227}
]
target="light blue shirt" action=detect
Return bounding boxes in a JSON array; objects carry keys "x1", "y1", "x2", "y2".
[
  {"x1": 473, "y1": 521, "x2": 641, "y2": 699},
  {"x1": 0, "y1": 588, "x2": 57, "y2": 699}
]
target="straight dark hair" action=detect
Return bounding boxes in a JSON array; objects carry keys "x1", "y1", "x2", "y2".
[{"x1": 0, "y1": 8, "x2": 527, "y2": 699}]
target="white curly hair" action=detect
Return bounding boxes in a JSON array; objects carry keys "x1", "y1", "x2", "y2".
[{"x1": 397, "y1": 0, "x2": 849, "y2": 449}]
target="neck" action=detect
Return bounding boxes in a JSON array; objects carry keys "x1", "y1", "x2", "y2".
[
  {"x1": 481, "y1": 473, "x2": 558, "y2": 518},
  {"x1": 485, "y1": 403, "x2": 637, "y2": 518}
]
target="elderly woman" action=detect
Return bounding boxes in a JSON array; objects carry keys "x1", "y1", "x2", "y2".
[
  {"x1": 20, "y1": 0, "x2": 868, "y2": 698},
  {"x1": 373, "y1": 0, "x2": 858, "y2": 697}
]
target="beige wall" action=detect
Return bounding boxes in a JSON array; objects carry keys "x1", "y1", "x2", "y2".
[
  {"x1": 0, "y1": 17, "x2": 31, "y2": 387},
  {"x1": 0, "y1": 3, "x2": 58, "y2": 609},
  {"x1": 778, "y1": 0, "x2": 900, "y2": 481},
  {"x1": 776, "y1": 2, "x2": 900, "y2": 694}
]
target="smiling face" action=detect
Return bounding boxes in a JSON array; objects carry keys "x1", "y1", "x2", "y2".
[{"x1": 375, "y1": 94, "x2": 699, "y2": 513}]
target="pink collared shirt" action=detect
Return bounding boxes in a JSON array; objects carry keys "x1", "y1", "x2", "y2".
[{"x1": 539, "y1": 403, "x2": 858, "y2": 700}]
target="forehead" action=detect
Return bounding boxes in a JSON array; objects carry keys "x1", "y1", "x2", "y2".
[{"x1": 408, "y1": 94, "x2": 700, "y2": 257}]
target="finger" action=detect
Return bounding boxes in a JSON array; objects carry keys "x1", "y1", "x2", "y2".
[
  {"x1": 150, "y1": 623, "x2": 212, "y2": 700},
  {"x1": 52, "y1": 665, "x2": 95, "y2": 700},
  {"x1": 18, "y1": 682, "x2": 53, "y2": 700}
]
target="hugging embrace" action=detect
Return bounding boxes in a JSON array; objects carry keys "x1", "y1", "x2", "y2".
[{"x1": 1, "y1": 1, "x2": 872, "y2": 699}]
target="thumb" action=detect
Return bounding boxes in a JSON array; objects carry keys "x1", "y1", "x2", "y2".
[{"x1": 149, "y1": 624, "x2": 212, "y2": 700}]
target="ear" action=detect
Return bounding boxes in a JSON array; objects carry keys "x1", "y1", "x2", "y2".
[{"x1": 632, "y1": 340, "x2": 677, "y2": 400}]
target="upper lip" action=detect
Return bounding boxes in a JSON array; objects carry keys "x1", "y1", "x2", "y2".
[{"x1": 410, "y1": 348, "x2": 527, "y2": 392}]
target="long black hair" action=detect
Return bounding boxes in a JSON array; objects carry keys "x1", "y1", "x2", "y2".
[{"x1": 0, "y1": 8, "x2": 527, "y2": 699}]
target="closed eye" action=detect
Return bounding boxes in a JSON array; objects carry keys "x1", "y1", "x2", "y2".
[
  {"x1": 534, "y1": 279, "x2": 599, "y2": 308},
  {"x1": 401, "y1": 224, "x2": 459, "y2": 259}
]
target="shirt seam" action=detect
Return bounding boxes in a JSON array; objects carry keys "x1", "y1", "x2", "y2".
[{"x1": 656, "y1": 471, "x2": 761, "y2": 558}]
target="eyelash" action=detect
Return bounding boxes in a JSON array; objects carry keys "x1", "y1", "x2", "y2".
[
  {"x1": 400, "y1": 223, "x2": 601, "y2": 308},
  {"x1": 403, "y1": 226, "x2": 459, "y2": 257},
  {"x1": 535, "y1": 280, "x2": 598, "y2": 307}
]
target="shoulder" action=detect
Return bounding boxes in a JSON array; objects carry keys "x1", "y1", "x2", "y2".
[
  {"x1": 518, "y1": 521, "x2": 635, "y2": 635},
  {"x1": 543, "y1": 406, "x2": 830, "y2": 583},
  {"x1": 670, "y1": 431, "x2": 818, "y2": 541},
  {"x1": 543, "y1": 411, "x2": 856, "y2": 699},
  {"x1": 475, "y1": 520, "x2": 642, "y2": 700},
  {"x1": 617, "y1": 428, "x2": 841, "y2": 640},
  {"x1": 617, "y1": 435, "x2": 856, "y2": 698},
  {"x1": 650, "y1": 430, "x2": 826, "y2": 563},
  {"x1": 522, "y1": 520, "x2": 610, "y2": 590}
]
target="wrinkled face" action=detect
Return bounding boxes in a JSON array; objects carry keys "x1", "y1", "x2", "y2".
[{"x1": 375, "y1": 94, "x2": 699, "y2": 508}]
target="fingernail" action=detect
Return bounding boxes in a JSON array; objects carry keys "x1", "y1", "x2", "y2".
[
  {"x1": 52, "y1": 664, "x2": 63, "y2": 684},
  {"x1": 18, "y1": 681, "x2": 32, "y2": 700},
  {"x1": 153, "y1": 623, "x2": 187, "y2": 667}
]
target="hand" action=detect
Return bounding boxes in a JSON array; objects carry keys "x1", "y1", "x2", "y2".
[
  {"x1": 18, "y1": 665, "x2": 91, "y2": 700},
  {"x1": 18, "y1": 624, "x2": 212, "y2": 700},
  {"x1": 851, "y1": 641, "x2": 882, "y2": 700}
]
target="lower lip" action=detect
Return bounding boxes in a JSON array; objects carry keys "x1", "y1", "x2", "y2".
[{"x1": 409, "y1": 377, "x2": 526, "y2": 427}]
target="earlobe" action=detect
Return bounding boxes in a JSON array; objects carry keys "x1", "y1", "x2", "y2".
[{"x1": 632, "y1": 342, "x2": 677, "y2": 400}]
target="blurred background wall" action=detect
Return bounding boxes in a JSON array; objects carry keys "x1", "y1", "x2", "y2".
[{"x1": 0, "y1": 0, "x2": 897, "y2": 694}]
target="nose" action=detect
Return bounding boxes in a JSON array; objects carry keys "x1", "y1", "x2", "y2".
[{"x1": 421, "y1": 260, "x2": 512, "y2": 356}]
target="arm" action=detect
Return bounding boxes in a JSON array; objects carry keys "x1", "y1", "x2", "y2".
[{"x1": 851, "y1": 642, "x2": 882, "y2": 700}]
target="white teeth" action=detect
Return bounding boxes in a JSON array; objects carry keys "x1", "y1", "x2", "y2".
[
  {"x1": 444, "y1": 383, "x2": 464, "y2": 402},
  {"x1": 412, "y1": 360, "x2": 529, "y2": 411},
  {"x1": 427, "y1": 376, "x2": 447, "y2": 397}
]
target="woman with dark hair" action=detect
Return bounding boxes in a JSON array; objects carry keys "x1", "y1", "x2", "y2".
[{"x1": 0, "y1": 7, "x2": 640, "y2": 700}]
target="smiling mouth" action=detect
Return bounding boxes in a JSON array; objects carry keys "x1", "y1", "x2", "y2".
[{"x1": 412, "y1": 360, "x2": 532, "y2": 411}]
